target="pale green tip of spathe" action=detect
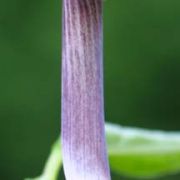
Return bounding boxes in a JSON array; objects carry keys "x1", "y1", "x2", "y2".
[{"x1": 26, "y1": 123, "x2": 180, "y2": 179}]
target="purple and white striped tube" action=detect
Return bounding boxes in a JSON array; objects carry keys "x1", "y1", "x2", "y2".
[{"x1": 61, "y1": 0, "x2": 111, "y2": 180}]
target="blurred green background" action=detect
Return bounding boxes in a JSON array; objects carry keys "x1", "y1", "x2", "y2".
[{"x1": 0, "y1": 0, "x2": 180, "y2": 179}]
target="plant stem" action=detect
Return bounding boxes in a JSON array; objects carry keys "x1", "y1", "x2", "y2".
[{"x1": 61, "y1": 0, "x2": 111, "y2": 180}]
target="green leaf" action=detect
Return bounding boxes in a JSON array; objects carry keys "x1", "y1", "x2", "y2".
[
  {"x1": 106, "y1": 123, "x2": 180, "y2": 178},
  {"x1": 26, "y1": 123, "x2": 180, "y2": 179}
]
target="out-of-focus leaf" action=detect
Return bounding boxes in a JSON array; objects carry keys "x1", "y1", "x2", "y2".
[
  {"x1": 106, "y1": 123, "x2": 180, "y2": 178},
  {"x1": 25, "y1": 139, "x2": 61, "y2": 180},
  {"x1": 26, "y1": 123, "x2": 180, "y2": 179}
]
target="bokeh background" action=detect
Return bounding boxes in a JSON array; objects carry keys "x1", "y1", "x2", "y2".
[{"x1": 1, "y1": 0, "x2": 180, "y2": 179}]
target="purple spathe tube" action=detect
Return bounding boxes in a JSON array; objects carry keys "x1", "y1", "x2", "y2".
[{"x1": 61, "y1": 0, "x2": 111, "y2": 180}]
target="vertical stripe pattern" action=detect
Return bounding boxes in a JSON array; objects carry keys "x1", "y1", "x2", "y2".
[{"x1": 61, "y1": 0, "x2": 111, "y2": 180}]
